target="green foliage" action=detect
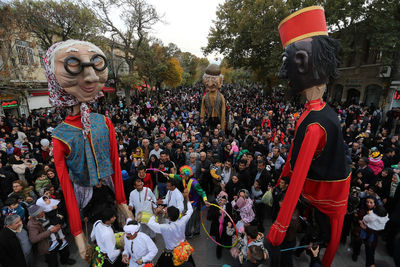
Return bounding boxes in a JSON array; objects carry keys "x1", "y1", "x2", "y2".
[
  {"x1": 162, "y1": 57, "x2": 183, "y2": 88},
  {"x1": 13, "y1": 0, "x2": 102, "y2": 50},
  {"x1": 203, "y1": 0, "x2": 290, "y2": 86},
  {"x1": 181, "y1": 72, "x2": 193, "y2": 86},
  {"x1": 135, "y1": 41, "x2": 165, "y2": 88},
  {"x1": 205, "y1": 0, "x2": 400, "y2": 88},
  {"x1": 120, "y1": 71, "x2": 140, "y2": 89}
]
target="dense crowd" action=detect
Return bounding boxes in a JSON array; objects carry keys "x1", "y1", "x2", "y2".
[{"x1": 0, "y1": 83, "x2": 399, "y2": 267}]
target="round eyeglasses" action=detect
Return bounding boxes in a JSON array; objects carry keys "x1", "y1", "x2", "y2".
[{"x1": 64, "y1": 54, "x2": 107, "y2": 75}]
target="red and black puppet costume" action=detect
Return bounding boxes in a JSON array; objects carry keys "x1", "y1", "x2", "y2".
[{"x1": 266, "y1": 6, "x2": 351, "y2": 267}]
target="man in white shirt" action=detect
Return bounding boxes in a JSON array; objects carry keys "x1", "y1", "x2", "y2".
[
  {"x1": 122, "y1": 219, "x2": 158, "y2": 267},
  {"x1": 90, "y1": 209, "x2": 124, "y2": 266},
  {"x1": 147, "y1": 192, "x2": 195, "y2": 267},
  {"x1": 128, "y1": 178, "x2": 157, "y2": 238},
  {"x1": 156, "y1": 179, "x2": 184, "y2": 213}
]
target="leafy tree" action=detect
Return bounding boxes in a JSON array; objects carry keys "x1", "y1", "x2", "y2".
[
  {"x1": 162, "y1": 57, "x2": 183, "y2": 88},
  {"x1": 181, "y1": 72, "x2": 193, "y2": 87},
  {"x1": 205, "y1": 0, "x2": 400, "y2": 92},
  {"x1": 13, "y1": 0, "x2": 102, "y2": 50},
  {"x1": 203, "y1": 0, "x2": 289, "y2": 92},
  {"x1": 178, "y1": 52, "x2": 197, "y2": 86},
  {"x1": 135, "y1": 40, "x2": 168, "y2": 91},
  {"x1": 120, "y1": 71, "x2": 141, "y2": 95}
]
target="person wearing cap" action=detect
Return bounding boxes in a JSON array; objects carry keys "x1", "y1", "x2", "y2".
[
  {"x1": 165, "y1": 165, "x2": 210, "y2": 237},
  {"x1": 0, "y1": 214, "x2": 31, "y2": 267},
  {"x1": 27, "y1": 204, "x2": 75, "y2": 266},
  {"x1": 266, "y1": 6, "x2": 351, "y2": 267},
  {"x1": 200, "y1": 64, "x2": 226, "y2": 130},
  {"x1": 121, "y1": 219, "x2": 158, "y2": 267},
  {"x1": 44, "y1": 40, "x2": 132, "y2": 258}
]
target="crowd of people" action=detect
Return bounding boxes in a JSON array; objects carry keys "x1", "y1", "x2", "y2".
[{"x1": 0, "y1": 83, "x2": 399, "y2": 267}]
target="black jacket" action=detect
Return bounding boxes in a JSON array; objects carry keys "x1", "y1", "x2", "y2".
[
  {"x1": 0, "y1": 168, "x2": 18, "y2": 201},
  {"x1": 0, "y1": 227, "x2": 28, "y2": 267}
]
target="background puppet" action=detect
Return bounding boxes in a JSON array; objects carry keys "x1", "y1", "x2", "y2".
[
  {"x1": 45, "y1": 40, "x2": 132, "y2": 258},
  {"x1": 200, "y1": 64, "x2": 226, "y2": 130},
  {"x1": 265, "y1": 6, "x2": 350, "y2": 267}
]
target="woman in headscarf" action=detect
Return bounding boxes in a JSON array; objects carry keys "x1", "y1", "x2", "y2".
[
  {"x1": 44, "y1": 40, "x2": 131, "y2": 258},
  {"x1": 207, "y1": 191, "x2": 232, "y2": 259}
]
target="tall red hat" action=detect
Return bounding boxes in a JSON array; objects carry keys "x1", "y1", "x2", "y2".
[{"x1": 278, "y1": 6, "x2": 328, "y2": 49}]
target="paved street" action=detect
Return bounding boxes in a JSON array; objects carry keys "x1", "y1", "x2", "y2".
[{"x1": 36, "y1": 209, "x2": 394, "y2": 267}]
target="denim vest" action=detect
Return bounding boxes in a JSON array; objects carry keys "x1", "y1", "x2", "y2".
[{"x1": 52, "y1": 113, "x2": 113, "y2": 187}]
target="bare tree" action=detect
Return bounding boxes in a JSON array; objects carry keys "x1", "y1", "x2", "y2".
[{"x1": 89, "y1": 0, "x2": 163, "y2": 105}]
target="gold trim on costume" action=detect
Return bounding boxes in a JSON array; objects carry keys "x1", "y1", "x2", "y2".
[
  {"x1": 63, "y1": 122, "x2": 82, "y2": 130},
  {"x1": 306, "y1": 122, "x2": 327, "y2": 160},
  {"x1": 302, "y1": 193, "x2": 347, "y2": 204},
  {"x1": 279, "y1": 6, "x2": 325, "y2": 29},
  {"x1": 89, "y1": 131, "x2": 101, "y2": 178},
  {"x1": 283, "y1": 31, "x2": 328, "y2": 48},
  {"x1": 52, "y1": 136, "x2": 72, "y2": 158},
  {"x1": 274, "y1": 221, "x2": 289, "y2": 229},
  {"x1": 305, "y1": 172, "x2": 351, "y2": 183},
  {"x1": 289, "y1": 103, "x2": 326, "y2": 171},
  {"x1": 272, "y1": 223, "x2": 287, "y2": 233}
]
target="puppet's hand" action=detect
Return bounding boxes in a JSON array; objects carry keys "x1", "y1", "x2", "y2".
[
  {"x1": 118, "y1": 203, "x2": 134, "y2": 221},
  {"x1": 75, "y1": 233, "x2": 87, "y2": 259},
  {"x1": 266, "y1": 222, "x2": 286, "y2": 246},
  {"x1": 263, "y1": 237, "x2": 281, "y2": 258}
]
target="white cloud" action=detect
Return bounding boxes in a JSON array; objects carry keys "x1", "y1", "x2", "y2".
[{"x1": 147, "y1": 0, "x2": 225, "y2": 60}]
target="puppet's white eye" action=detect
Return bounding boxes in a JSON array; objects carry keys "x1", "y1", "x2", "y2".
[{"x1": 282, "y1": 56, "x2": 287, "y2": 63}]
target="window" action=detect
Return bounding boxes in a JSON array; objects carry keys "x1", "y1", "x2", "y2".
[
  {"x1": 15, "y1": 40, "x2": 34, "y2": 65},
  {"x1": 119, "y1": 61, "x2": 129, "y2": 75}
]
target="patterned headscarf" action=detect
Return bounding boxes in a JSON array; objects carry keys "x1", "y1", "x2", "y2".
[
  {"x1": 43, "y1": 40, "x2": 104, "y2": 138},
  {"x1": 216, "y1": 191, "x2": 228, "y2": 206}
]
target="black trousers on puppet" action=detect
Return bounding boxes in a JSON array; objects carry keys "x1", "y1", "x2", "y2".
[
  {"x1": 207, "y1": 117, "x2": 220, "y2": 130},
  {"x1": 102, "y1": 253, "x2": 125, "y2": 267},
  {"x1": 156, "y1": 252, "x2": 195, "y2": 267},
  {"x1": 44, "y1": 243, "x2": 70, "y2": 267}
]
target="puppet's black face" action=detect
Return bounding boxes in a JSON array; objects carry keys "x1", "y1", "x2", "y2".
[{"x1": 278, "y1": 38, "x2": 326, "y2": 92}]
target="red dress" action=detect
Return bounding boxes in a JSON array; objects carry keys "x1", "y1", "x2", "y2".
[{"x1": 52, "y1": 113, "x2": 126, "y2": 236}]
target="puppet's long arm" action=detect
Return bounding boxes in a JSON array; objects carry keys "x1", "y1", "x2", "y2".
[{"x1": 266, "y1": 124, "x2": 325, "y2": 246}]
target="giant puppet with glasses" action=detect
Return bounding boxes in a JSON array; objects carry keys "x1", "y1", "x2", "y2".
[
  {"x1": 44, "y1": 40, "x2": 132, "y2": 258},
  {"x1": 265, "y1": 7, "x2": 350, "y2": 267}
]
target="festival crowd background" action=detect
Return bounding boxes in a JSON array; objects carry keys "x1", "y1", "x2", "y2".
[{"x1": 0, "y1": 83, "x2": 399, "y2": 267}]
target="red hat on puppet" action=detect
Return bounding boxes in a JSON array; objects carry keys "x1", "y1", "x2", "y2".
[{"x1": 278, "y1": 6, "x2": 328, "y2": 49}]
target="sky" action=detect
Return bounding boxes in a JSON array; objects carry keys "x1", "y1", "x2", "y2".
[
  {"x1": 146, "y1": 0, "x2": 225, "y2": 62},
  {"x1": 2, "y1": 0, "x2": 225, "y2": 61}
]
